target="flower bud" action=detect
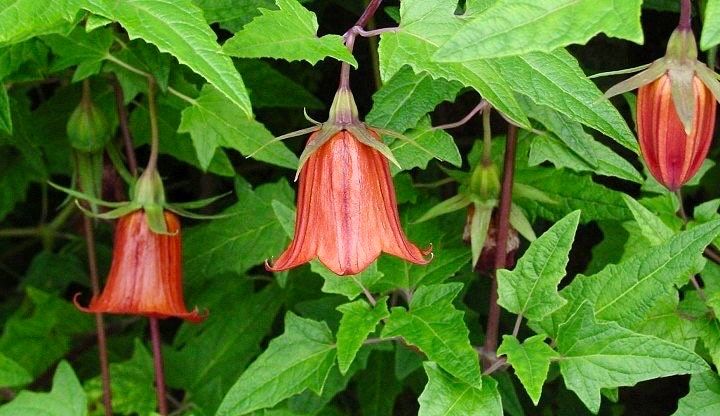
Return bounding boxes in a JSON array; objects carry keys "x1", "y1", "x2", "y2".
[
  {"x1": 637, "y1": 74, "x2": 716, "y2": 190},
  {"x1": 66, "y1": 89, "x2": 111, "y2": 153}
]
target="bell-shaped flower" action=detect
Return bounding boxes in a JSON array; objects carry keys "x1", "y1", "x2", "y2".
[
  {"x1": 602, "y1": 23, "x2": 720, "y2": 190},
  {"x1": 263, "y1": 87, "x2": 431, "y2": 275},
  {"x1": 76, "y1": 209, "x2": 203, "y2": 322}
]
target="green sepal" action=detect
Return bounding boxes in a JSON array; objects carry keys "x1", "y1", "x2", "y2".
[
  {"x1": 345, "y1": 124, "x2": 401, "y2": 169},
  {"x1": 170, "y1": 191, "x2": 233, "y2": 209},
  {"x1": 48, "y1": 181, "x2": 129, "y2": 208},
  {"x1": 303, "y1": 108, "x2": 322, "y2": 125},
  {"x1": 668, "y1": 66, "x2": 696, "y2": 134},
  {"x1": 133, "y1": 170, "x2": 166, "y2": 207},
  {"x1": 603, "y1": 59, "x2": 667, "y2": 99},
  {"x1": 415, "y1": 193, "x2": 473, "y2": 223},
  {"x1": 588, "y1": 63, "x2": 652, "y2": 79},
  {"x1": 295, "y1": 125, "x2": 341, "y2": 180},
  {"x1": 509, "y1": 203, "x2": 537, "y2": 242},
  {"x1": 514, "y1": 183, "x2": 558, "y2": 204},
  {"x1": 144, "y1": 204, "x2": 171, "y2": 235},
  {"x1": 371, "y1": 125, "x2": 441, "y2": 162},
  {"x1": 471, "y1": 201, "x2": 495, "y2": 268},
  {"x1": 76, "y1": 201, "x2": 141, "y2": 220},
  {"x1": 695, "y1": 63, "x2": 720, "y2": 104},
  {"x1": 247, "y1": 125, "x2": 321, "y2": 160},
  {"x1": 166, "y1": 205, "x2": 238, "y2": 220},
  {"x1": 105, "y1": 142, "x2": 136, "y2": 185}
]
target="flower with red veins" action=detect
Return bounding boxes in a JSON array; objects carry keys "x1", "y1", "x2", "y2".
[
  {"x1": 268, "y1": 130, "x2": 430, "y2": 275},
  {"x1": 602, "y1": 23, "x2": 720, "y2": 191},
  {"x1": 76, "y1": 210, "x2": 204, "y2": 323},
  {"x1": 265, "y1": 87, "x2": 431, "y2": 276},
  {"x1": 637, "y1": 74, "x2": 716, "y2": 191}
]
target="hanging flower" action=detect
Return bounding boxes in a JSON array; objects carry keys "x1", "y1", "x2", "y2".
[
  {"x1": 75, "y1": 209, "x2": 203, "y2": 322},
  {"x1": 264, "y1": 87, "x2": 431, "y2": 276},
  {"x1": 602, "y1": 18, "x2": 720, "y2": 190}
]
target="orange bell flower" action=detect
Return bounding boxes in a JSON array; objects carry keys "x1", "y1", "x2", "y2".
[
  {"x1": 637, "y1": 74, "x2": 716, "y2": 191},
  {"x1": 76, "y1": 210, "x2": 203, "y2": 323},
  {"x1": 268, "y1": 128, "x2": 431, "y2": 276}
]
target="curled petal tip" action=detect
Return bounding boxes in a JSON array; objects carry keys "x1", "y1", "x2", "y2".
[{"x1": 72, "y1": 292, "x2": 93, "y2": 313}]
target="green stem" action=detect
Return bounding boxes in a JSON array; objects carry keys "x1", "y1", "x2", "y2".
[
  {"x1": 482, "y1": 107, "x2": 492, "y2": 165},
  {"x1": 104, "y1": 55, "x2": 197, "y2": 105},
  {"x1": 145, "y1": 78, "x2": 160, "y2": 175}
]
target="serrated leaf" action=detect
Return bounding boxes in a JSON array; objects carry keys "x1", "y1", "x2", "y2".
[
  {"x1": 237, "y1": 59, "x2": 323, "y2": 109},
  {"x1": 388, "y1": 117, "x2": 462, "y2": 172},
  {"x1": 83, "y1": 0, "x2": 253, "y2": 116},
  {"x1": 316, "y1": 261, "x2": 385, "y2": 300},
  {"x1": 357, "y1": 351, "x2": 402, "y2": 416},
  {"x1": 636, "y1": 292, "x2": 698, "y2": 350},
  {"x1": 674, "y1": 371, "x2": 720, "y2": 415},
  {"x1": 380, "y1": 1, "x2": 637, "y2": 151},
  {"x1": 85, "y1": 339, "x2": 156, "y2": 415},
  {"x1": 0, "y1": 361, "x2": 86, "y2": 415},
  {"x1": 702, "y1": 0, "x2": 720, "y2": 50},
  {"x1": 622, "y1": 194, "x2": 674, "y2": 245},
  {"x1": 216, "y1": 313, "x2": 337, "y2": 416},
  {"x1": 382, "y1": 283, "x2": 481, "y2": 386},
  {"x1": 434, "y1": 0, "x2": 643, "y2": 60},
  {"x1": 538, "y1": 220, "x2": 720, "y2": 337},
  {"x1": 222, "y1": 0, "x2": 356, "y2": 66},
  {"x1": 0, "y1": 354, "x2": 31, "y2": 388},
  {"x1": 515, "y1": 168, "x2": 631, "y2": 223},
  {"x1": 366, "y1": 66, "x2": 462, "y2": 132},
  {"x1": 335, "y1": 298, "x2": 389, "y2": 374},
  {"x1": 183, "y1": 179, "x2": 295, "y2": 284},
  {"x1": 0, "y1": 0, "x2": 79, "y2": 46},
  {"x1": 418, "y1": 363, "x2": 502, "y2": 416},
  {"x1": 42, "y1": 26, "x2": 113, "y2": 80},
  {"x1": 194, "y1": 0, "x2": 275, "y2": 32},
  {"x1": 497, "y1": 335, "x2": 558, "y2": 405},
  {"x1": 378, "y1": 0, "x2": 528, "y2": 127},
  {"x1": 498, "y1": 211, "x2": 580, "y2": 321},
  {"x1": 178, "y1": 85, "x2": 298, "y2": 170},
  {"x1": 556, "y1": 302, "x2": 707, "y2": 413}
]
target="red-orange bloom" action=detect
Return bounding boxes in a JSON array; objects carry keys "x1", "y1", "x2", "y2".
[
  {"x1": 637, "y1": 74, "x2": 716, "y2": 191},
  {"x1": 268, "y1": 130, "x2": 431, "y2": 276},
  {"x1": 76, "y1": 210, "x2": 203, "y2": 322}
]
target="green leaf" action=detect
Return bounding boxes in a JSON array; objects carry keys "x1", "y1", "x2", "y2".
[
  {"x1": 356, "y1": 351, "x2": 403, "y2": 416},
  {"x1": 674, "y1": 371, "x2": 720, "y2": 415},
  {"x1": 0, "y1": 353, "x2": 31, "y2": 388},
  {"x1": 216, "y1": 313, "x2": 337, "y2": 416},
  {"x1": 222, "y1": 0, "x2": 356, "y2": 66},
  {"x1": 178, "y1": 85, "x2": 298, "y2": 170},
  {"x1": 317, "y1": 261, "x2": 385, "y2": 300},
  {"x1": 388, "y1": 117, "x2": 462, "y2": 171},
  {"x1": 335, "y1": 298, "x2": 390, "y2": 374},
  {"x1": 193, "y1": 0, "x2": 275, "y2": 32},
  {"x1": 237, "y1": 59, "x2": 323, "y2": 109},
  {"x1": 0, "y1": 361, "x2": 86, "y2": 415},
  {"x1": 84, "y1": 0, "x2": 253, "y2": 116},
  {"x1": 635, "y1": 292, "x2": 698, "y2": 350},
  {"x1": 0, "y1": 0, "x2": 79, "y2": 46},
  {"x1": 515, "y1": 168, "x2": 631, "y2": 223},
  {"x1": 382, "y1": 283, "x2": 481, "y2": 386},
  {"x1": 538, "y1": 220, "x2": 720, "y2": 337},
  {"x1": 85, "y1": 339, "x2": 156, "y2": 415},
  {"x1": 42, "y1": 26, "x2": 114, "y2": 81},
  {"x1": 497, "y1": 335, "x2": 558, "y2": 405},
  {"x1": 418, "y1": 363, "x2": 502, "y2": 416},
  {"x1": 622, "y1": 194, "x2": 674, "y2": 245},
  {"x1": 702, "y1": 0, "x2": 720, "y2": 50},
  {"x1": 378, "y1": 0, "x2": 528, "y2": 127},
  {"x1": 167, "y1": 281, "x2": 283, "y2": 414},
  {"x1": 0, "y1": 288, "x2": 94, "y2": 377},
  {"x1": 434, "y1": 0, "x2": 643, "y2": 60},
  {"x1": 556, "y1": 302, "x2": 708, "y2": 413},
  {"x1": 183, "y1": 179, "x2": 295, "y2": 284},
  {"x1": 366, "y1": 66, "x2": 462, "y2": 132},
  {"x1": 0, "y1": 86, "x2": 10, "y2": 134},
  {"x1": 497, "y1": 211, "x2": 580, "y2": 321}
]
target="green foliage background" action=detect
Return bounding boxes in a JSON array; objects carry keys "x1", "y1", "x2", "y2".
[{"x1": 1, "y1": 0, "x2": 720, "y2": 415}]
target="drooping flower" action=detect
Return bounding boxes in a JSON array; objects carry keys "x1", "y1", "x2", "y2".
[
  {"x1": 637, "y1": 74, "x2": 716, "y2": 191},
  {"x1": 602, "y1": 18, "x2": 720, "y2": 190},
  {"x1": 75, "y1": 209, "x2": 203, "y2": 322},
  {"x1": 265, "y1": 87, "x2": 431, "y2": 276}
]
